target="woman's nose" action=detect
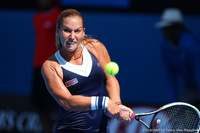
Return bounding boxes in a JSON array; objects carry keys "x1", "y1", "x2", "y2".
[{"x1": 70, "y1": 31, "x2": 75, "y2": 38}]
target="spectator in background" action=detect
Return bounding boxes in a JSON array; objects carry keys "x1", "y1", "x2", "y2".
[
  {"x1": 31, "y1": 0, "x2": 61, "y2": 132},
  {"x1": 155, "y1": 8, "x2": 200, "y2": 109}
]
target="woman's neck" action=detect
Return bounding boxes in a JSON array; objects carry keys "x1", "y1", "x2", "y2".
[{"x1": 59, "y1": 45, "x2": 83, "y2": 62}]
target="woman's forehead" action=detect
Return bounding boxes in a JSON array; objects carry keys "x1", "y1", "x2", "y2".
[{"x1": 61, "y1": 16, "x2": 83, "y2": 27}]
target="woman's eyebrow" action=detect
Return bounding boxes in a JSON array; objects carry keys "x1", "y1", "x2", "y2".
[{"x1": 62, "y1": 26, "x2": 83, "y2": 30}]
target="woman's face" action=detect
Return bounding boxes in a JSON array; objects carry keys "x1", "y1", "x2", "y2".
[{"x1": 58, "y1": 16, "x2": 85, "y2": 52}]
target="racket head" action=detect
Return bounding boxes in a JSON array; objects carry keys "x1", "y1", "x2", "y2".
[{"x1": 150, "y1": 102, "x2": 200, "y2": 132}]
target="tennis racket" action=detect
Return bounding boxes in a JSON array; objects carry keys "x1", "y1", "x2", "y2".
[{"x1": 128, "y1": 102, "x2": 200, "y2": 133}]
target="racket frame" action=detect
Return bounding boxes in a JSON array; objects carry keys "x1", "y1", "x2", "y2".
[{"x1": 133, "y1": 102, "x2": 200, "y2": 131}]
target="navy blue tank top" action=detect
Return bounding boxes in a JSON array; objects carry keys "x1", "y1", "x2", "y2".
[{"x1": 55, "y1": 46, "x2": 109, "y2": 133}]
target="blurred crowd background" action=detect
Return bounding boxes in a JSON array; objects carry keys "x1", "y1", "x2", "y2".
[{"x1": 0, "y1": 0, "x2": 200, "y2": 132}]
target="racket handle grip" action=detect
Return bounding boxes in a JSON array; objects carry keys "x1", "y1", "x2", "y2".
[
  {"x1": 105, "y1": 110, "x2": 136, "y2": 119},
  {"x1": 121, "y1": 110, "x2": 136, "y2": 119}
]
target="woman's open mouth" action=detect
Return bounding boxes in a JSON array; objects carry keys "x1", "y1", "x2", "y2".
[{"x1": 67, "y1": 41, "x2": 76, "y2": 45}]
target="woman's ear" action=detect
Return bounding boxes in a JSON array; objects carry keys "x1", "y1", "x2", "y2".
[{"x1": 83, "y1": 27, "x2": 85, "y2": 37}]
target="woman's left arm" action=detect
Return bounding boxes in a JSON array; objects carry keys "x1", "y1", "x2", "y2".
[
  {"x1": 89, "y1": 40, "x2": 133, "y2": 120},
  {"x1": 93, "y1": 40, "x2": 121, "y2": 102}
]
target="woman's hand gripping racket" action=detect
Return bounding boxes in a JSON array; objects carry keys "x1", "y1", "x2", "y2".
[{"x1": 125, "y1": 102, "x2": 200, "y2": 132}]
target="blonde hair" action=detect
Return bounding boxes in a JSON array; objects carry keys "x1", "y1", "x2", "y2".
[{"x1": 55, "y1": 9, "x2": 86, "y2": 50}]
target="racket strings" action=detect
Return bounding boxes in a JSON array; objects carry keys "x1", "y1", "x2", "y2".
[{"x1": 151, "y1": 105, "x2": 200, "y2": 133}]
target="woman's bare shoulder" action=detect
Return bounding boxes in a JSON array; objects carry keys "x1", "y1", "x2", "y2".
[
  {"x1": 41, "y1": 55, "x2": 63, "y2": 78},
  {"x1": 83, "y1": 39, "x2": 105, "y2": 50},
  {"x1": 43, "y1": 55, "x2": 58, "y2": 67}
]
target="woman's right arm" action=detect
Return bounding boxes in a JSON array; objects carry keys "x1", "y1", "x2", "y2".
[{"x1": 41, "y1": 59, "x2": 91, "y2": 111}]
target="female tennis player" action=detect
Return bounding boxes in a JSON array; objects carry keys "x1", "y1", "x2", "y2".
[{"x1": 41, "y1": 9, "x2": 133, "y2": 133}]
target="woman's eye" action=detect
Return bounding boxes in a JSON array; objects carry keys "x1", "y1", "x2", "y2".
[
  {"x1": 75, "y1": 30, "x2": 81, "y2": 33},
  {"x1": 64, "y1": 29, "x2": 71, "y2": 32}
]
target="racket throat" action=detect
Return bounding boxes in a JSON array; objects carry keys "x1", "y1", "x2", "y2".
[{"x1": 135, "y1": 116, "x2": 150, "y2": 130}]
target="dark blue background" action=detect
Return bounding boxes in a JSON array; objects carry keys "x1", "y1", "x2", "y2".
[
  {"x1": 0, "y1": 9, "x2": 200, "y2": 105},
  {"x1": 60, "y1": 0, "x2": 130, "y2": 8}
]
